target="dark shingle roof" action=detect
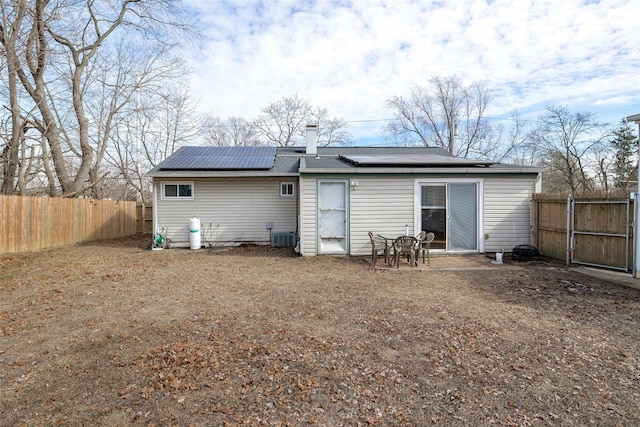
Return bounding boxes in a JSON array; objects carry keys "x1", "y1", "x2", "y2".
[{"x1": 146, "y1": 145, "x2": 542, "y2": 178}]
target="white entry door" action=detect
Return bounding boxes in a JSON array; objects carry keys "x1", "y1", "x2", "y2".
[{"x1": 317, "y1": 180, "x2": 348, "y2": 254}]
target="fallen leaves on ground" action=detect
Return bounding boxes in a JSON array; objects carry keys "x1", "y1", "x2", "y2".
[{"x1": 0, "y1": 235, "x2": 639, "y2": 425}]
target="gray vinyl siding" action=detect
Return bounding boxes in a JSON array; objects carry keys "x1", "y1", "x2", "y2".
[
  {"x1": 349, "y1": 176, "x2": 416, "y2": 256},
  {"x1": 299, "y1": 176, "x2": 317, "y2": 256},
  {"x1": 299, "y1": 175, "x2": 416, "y2": 257},
  {"x1": 162, "y1": 173, "x2": 537, "y2": 255},
  {"x1": 483, "y1": 176, "x2": 536, "y2": 252},
  {"x1": 154, "y1": 178, "x2": 297, "y2": 248}
]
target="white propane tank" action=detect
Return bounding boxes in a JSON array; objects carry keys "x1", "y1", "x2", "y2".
[{"x1": 189, "y1": 217, "x2": 201, "y2": 249}]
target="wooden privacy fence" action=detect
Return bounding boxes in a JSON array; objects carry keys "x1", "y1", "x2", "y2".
[
  {"x1": 136, "y1": 202, "x2": 153, "y2": 234},
  {"x1": 0, "y1": 195, "x2": 137, "y2": 254},
  {"x1": 532, "y1": 192, "x2": 634, "y2": 271}
]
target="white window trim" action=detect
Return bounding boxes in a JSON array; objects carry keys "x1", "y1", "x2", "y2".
[
  {"x1": 161, "y1": 181, "x2": 194, "y2": 200},
  {"x1": 280, "y1": 181, "x2": 295, "y2": 197},
  {"x1": 414, "y1": 178, "x2": 484, "y2": 253}
]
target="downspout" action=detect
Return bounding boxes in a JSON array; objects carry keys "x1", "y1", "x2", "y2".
[
  {"x1": 295, "y1": 158, "x2": 306, "y2": 254},
  {"x1": 295, "y1": 175, "x2": 301, "y2": 254},
  {"x1": 152, "y1": 178, "x2": 158, "y2": 237}
]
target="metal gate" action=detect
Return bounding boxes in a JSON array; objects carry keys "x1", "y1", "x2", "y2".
[{"x1": 568, "y1": 197, "x2": 631, "y2": 272}]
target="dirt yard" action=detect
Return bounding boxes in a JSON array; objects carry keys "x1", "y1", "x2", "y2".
[{"x1": 1, "y1": 235, "x2": 639, "y2": 426}]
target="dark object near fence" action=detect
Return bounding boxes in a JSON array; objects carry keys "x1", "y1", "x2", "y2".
[{"x1": 513, "y1": 244, "x2": 539, "y2": 258}]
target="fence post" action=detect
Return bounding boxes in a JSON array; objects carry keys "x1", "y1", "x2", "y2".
[
  {"x1": 633, "y1": 193, "x2": 638, "y2": 278},
  {"x1": 531, "y1": 197, "x2": 538, "y2": 249},
  {"x1": 566, "y1": 195, "x2": 572, "y2": 266}
]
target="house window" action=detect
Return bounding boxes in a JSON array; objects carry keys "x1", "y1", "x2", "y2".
[
  {"x1": 162, "y1": 182, "x2": 194, "y2": 200},
  {"x1": 280, "y1": 182, "x2": 295, "y2": 197}
]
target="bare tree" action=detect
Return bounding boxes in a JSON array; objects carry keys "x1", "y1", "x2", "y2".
[
  {"x1": 254, "y1": 94, "x2": 313, "y2": 147},
  {"x1": 254, "y1": 94, "x2": 351, "y2": 146},
  {"x1": 593, "y1": 145, "x2": 614, "y2": 191},
  {"x1": 85, "y1": 36, "x2": 183, "y2": 199},
  {"x1": 2, "y1": 0, "x2": 199, "y2": 197},
  {"x1": 9, "y1": 0, "x2": 129, "y2": 196},
  {"x1": 529, "y1": 105, "x2": 609, "y2": 193},
  {"x1": 310, "y1": 107, "x2": 351, "y2": 147},
  {"x1": 386, "y1": 75, "x2": 501, "y2": 158},
  {"x1": 146, "y1": 83, "x2": 204, "y2": 162},
  {"x1": 103, "y1": 79, "x2": 203, "y2": 202},
  {"x1": 203, "y1": 116, "x2": 261, "y2": 147},
  {"x1": 485, "y1": 111, "x2": 531, "y2": 164},
  {"x1": 0, "y1": 0, "x2": 27, "y2": 194},
  {"x1": 537, "y1": 152, "x2": 582, "y2": 192}
]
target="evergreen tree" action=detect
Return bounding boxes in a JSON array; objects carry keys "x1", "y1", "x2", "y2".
[{"x1": 610, "y1": 119, "x2": 639, "y2": 190}]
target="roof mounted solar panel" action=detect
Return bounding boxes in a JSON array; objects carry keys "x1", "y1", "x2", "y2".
[
  {"x1": 160, "y1": 146, "x2": 277, "y2": 170},
  {"x1": 339, "y1": 154, "x2": 495, "y2": 167}
]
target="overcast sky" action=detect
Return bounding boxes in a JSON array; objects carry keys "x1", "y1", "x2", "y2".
[{"x1": 185, "y1": 0, "x2": 640, "y2": 144}]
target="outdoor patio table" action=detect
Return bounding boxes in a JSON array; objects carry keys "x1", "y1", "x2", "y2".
[{"x1": 388, "y1": 235, "x2": 419, "y2": 268}]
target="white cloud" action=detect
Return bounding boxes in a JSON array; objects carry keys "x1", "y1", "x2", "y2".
[{"x1": 186, "y1": 0, "x2": 640, "y2": 141}]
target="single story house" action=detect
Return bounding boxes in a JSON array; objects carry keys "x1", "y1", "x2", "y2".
[{"x1": 146, "y1": 125, "x2": 543, "y2": 256}]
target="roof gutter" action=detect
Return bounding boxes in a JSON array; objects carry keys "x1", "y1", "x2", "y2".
[
  {"x1": 298, "y1": 166, "x2": 545, "y2": 175},
  {"x1": 145, "y1": 170, "x2": 299, "y2": 178}
]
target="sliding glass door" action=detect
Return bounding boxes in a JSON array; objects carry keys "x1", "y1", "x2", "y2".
[{"x1": 419, "y1": 181, "x2": 480, "y2": 252}]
